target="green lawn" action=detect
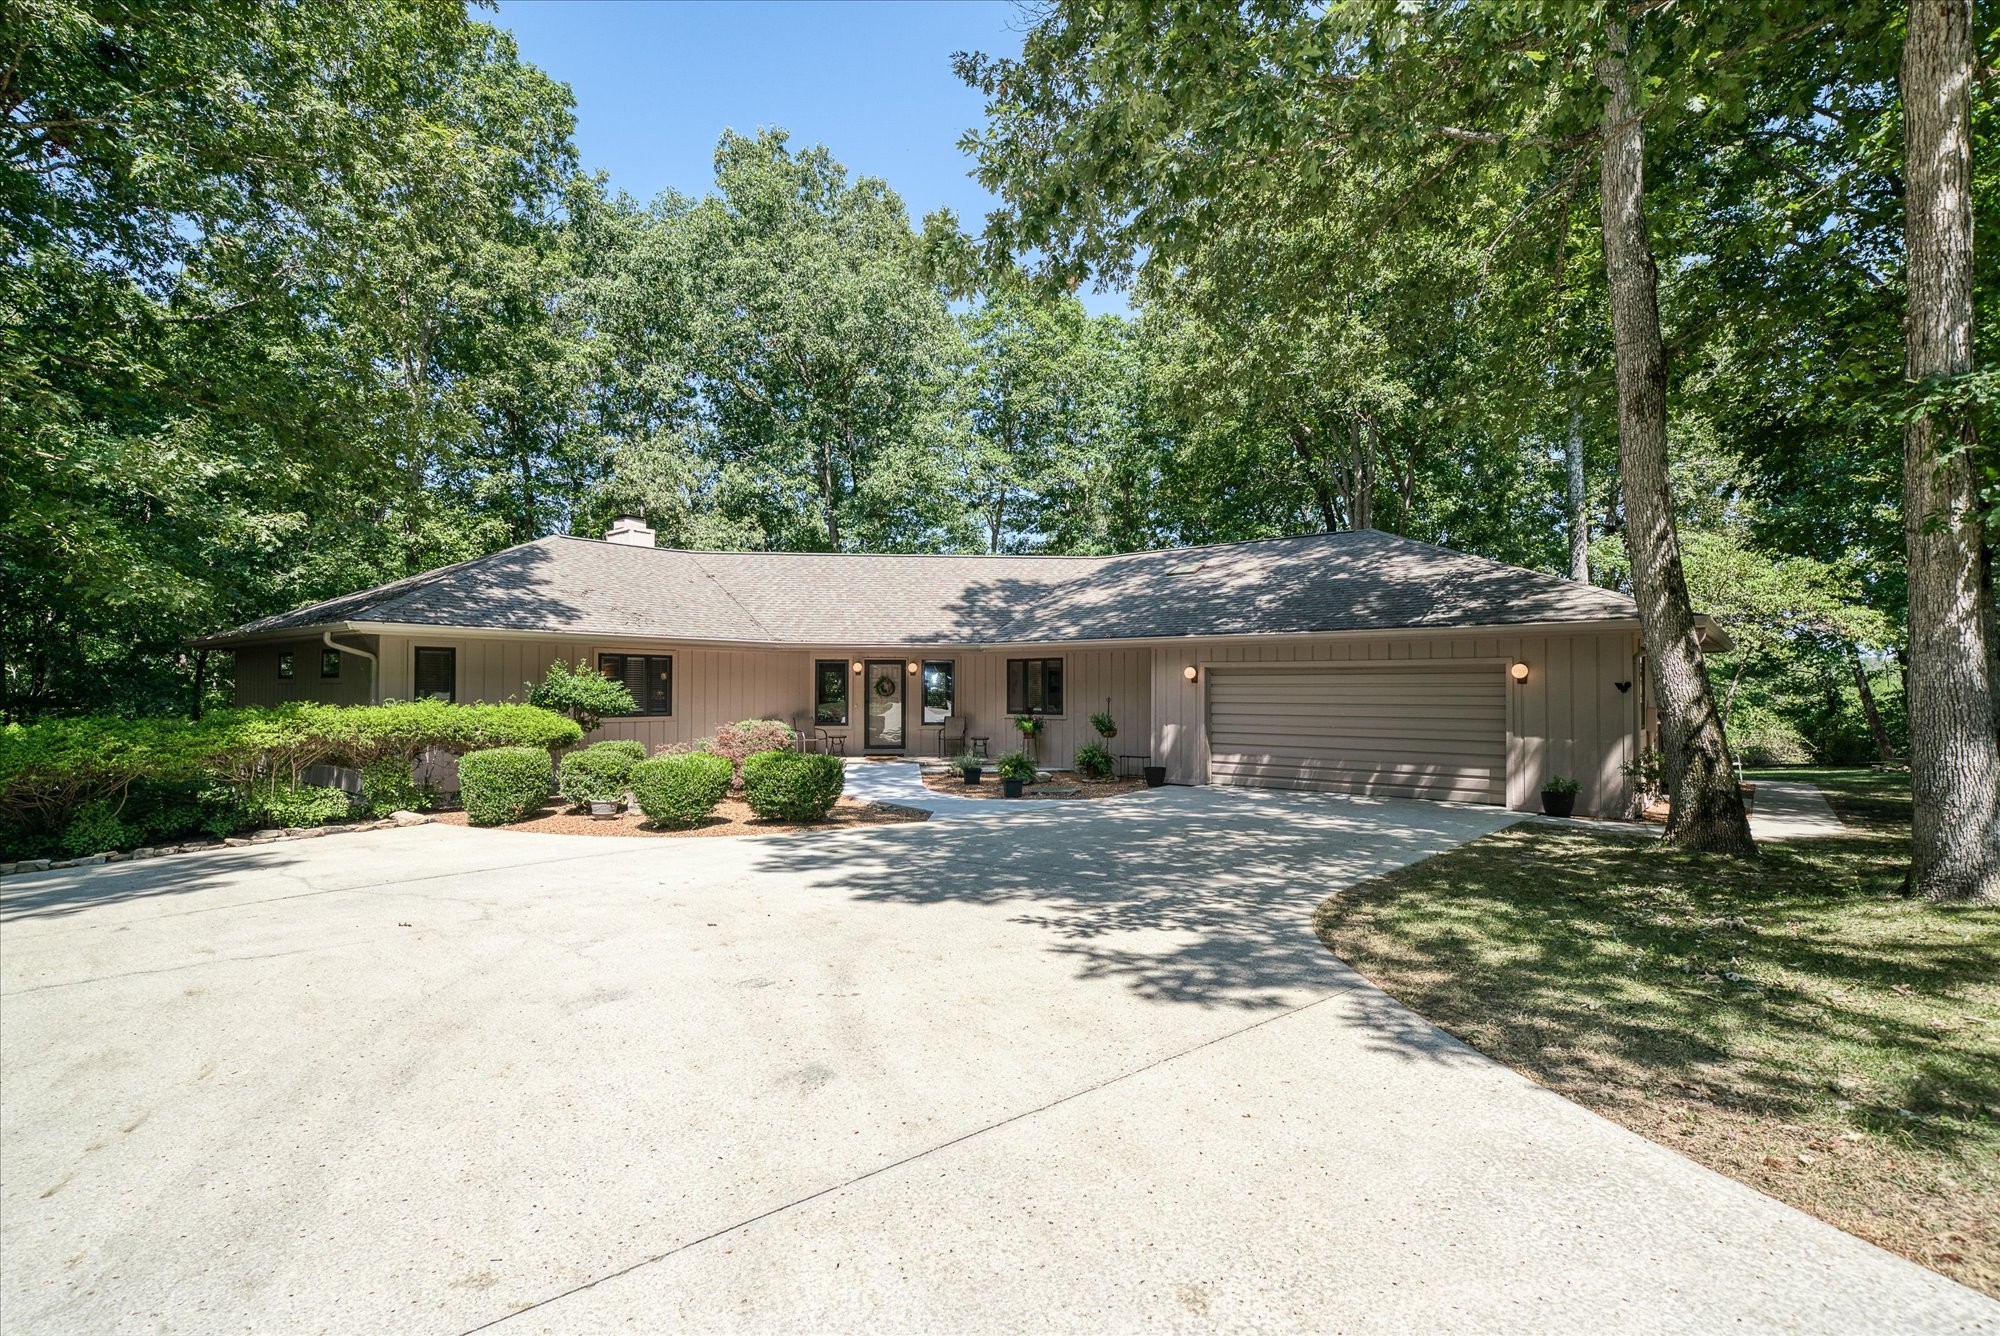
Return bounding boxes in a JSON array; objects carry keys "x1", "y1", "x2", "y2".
[{"x1": 1314, "y1": 767, "x2": 1998, "y2": 1296}]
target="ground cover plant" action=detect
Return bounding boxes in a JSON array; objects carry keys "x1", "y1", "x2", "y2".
[{"x1": 1312, "y1": 769, "x2": 1998, "y2": 1295}]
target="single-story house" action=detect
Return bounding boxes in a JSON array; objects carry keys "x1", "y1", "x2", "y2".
[{"x1": 196, "y1": 517, "x2": 1690, "y2": 817}]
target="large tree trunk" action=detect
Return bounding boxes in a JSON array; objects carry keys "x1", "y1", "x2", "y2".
[
  {"x1": 1849, "y1": 644, "x2": 1897, "y2": 766},
  {"x1": 1567, "y1": 394, "x2": 1590, "y2": 582},
  {"x1": 1900, "y1": 0, "x2": 1999, "y2": 901},
  {"x1": 1596, "y1": 19, "x2": 1754, "y2": 855}
]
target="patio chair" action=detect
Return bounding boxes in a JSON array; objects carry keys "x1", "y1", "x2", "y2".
[{"x1": 937, "y1": 716, "x2": 968, "y2": 758}]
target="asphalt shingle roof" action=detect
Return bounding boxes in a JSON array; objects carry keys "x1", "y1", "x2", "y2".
[{"x1": 200, "y1": 529, "x2": 1639, "y2": 647}]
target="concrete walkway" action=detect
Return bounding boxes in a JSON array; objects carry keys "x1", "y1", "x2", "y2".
[
  {"x1": 1750, "y1": 778, "x2": 1848, "y2": 839},
  {"x1": 2, "y1": 786, "x2": 1990, "y2": 1334}
]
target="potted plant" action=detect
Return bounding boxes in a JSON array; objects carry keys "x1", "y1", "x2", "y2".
[
  {"x1": 1013, "y1": 714, "x2": 1044, "y2": 762},
  {"x1": 1541, "y1": 775, "x2": 1581, "y2": 818},
  {"x1": 997, "y1": 750, "x2": 1036, "y2": 798},
  {"x1": 953, "y1": 749, "x2": 985, "y2": 785},
  {"x1": 1089, "y1": 710, "x2": 1117, "y2": 740}
]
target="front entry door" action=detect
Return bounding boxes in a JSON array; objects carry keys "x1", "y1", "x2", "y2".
[{"x1": 864, "y1": 661, "x2": 905, "y2": 751}]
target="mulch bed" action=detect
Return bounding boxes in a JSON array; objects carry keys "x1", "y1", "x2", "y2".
[
  {"x1": 433, "y1": 794, "x2": 927, "y2": 839},
  {"x1": 921, "y1": 769, "x2": 1148, "y2": 801}
]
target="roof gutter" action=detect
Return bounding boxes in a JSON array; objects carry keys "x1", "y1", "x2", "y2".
[{"x1": 323, "y1": 630, "x2": 380, "y2": 705}]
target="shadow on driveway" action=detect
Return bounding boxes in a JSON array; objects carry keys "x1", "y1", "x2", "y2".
[{"x1": 749, "y1": 786, "x2": 1519, "y2": 1014}]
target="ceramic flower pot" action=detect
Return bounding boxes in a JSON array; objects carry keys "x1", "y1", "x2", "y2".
[
  {"x1": 1002, "y1": 778, "x2": 1025, "y2": 798},
  {"x1": 1540, "y1": 790, "x2": 1576, "y2": 818},
  {"x1": 962, "y1": 765, "x2": 982, "y2": 785},
  {"x1": 1143, "y1": 766, "x2": 1166, "y2": 788},
  {"x1": 588, "y1": 799, "x2": 620, "y2": 819}
]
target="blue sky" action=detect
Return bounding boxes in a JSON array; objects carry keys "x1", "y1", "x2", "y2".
[{"x1": 493, "y1": 1, "x2": 1129, "y2": 314}]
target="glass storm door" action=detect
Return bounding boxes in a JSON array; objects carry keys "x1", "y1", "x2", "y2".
[{"x1": 864, "y1": 661, "x2": 905, "y2": 750}]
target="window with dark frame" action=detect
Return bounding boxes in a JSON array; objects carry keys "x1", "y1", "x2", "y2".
[
  {"x1": 814, "y1": 659, "x2": 849, "y2": 726},
  {"x1": 1005, "y1": 658, "x2": 1064, "y2": 715},
  {"x1": 277, "y1": 652, "x2": 294, "y2": 680},
  {"x1": 414, "y1": 647, "x2": 456, "y2": 702},
  {"x1": 320, "y1": 648, "x2": 341, "y2": 679},
  {"x1": 922, "y1": 660, "x2": 954, "y2": 724},
  {"x1": 598, "y1": 654, "x2": 673, "y2": 716}
]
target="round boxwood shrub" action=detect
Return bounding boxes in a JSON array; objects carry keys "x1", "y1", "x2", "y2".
[
  {"x1": 587, "y1": 739, "x2": 647, "y2": 766},
  {"x1": 740, "y1": 750, "x2": 845, "y2": 822},
  {"x1": 631, "y1": 752, "x2": 733, "y2": 829},
  {"x1": 458, "y1": 746, "x2": 553, "y2": 826},
  {"x1": 558, "y1": 742, "x2": 642, "y2": 808}
]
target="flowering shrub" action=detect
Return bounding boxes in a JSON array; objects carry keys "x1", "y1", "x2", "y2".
[{"x1": 711, "y1": 719, "x2": 797, "y2": 790}]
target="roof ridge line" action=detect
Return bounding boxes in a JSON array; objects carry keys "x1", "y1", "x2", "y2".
[{"x1": 686, "y1": 551, "x2": 781, "y2": 642}]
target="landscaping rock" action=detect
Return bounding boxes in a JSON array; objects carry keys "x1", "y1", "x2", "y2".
[
  {"x1": 131, "y1": 847, "x2": 157, "y2": 859},
  {"x1": 104, "y1": 851, "x2": 127, "y2": 863},
  {"x1": 0, "y1": 862, "x2": 15, "y2": 876},
  {"x1": 388, "y1": 810, "x2": 431, "y2": 827},
  {"x1": 223, "y1": 837, "x2": 251, "y2": 848},
  {"x1": 18, "y1": 860, "x2": 51, "y2": 871},
  {"x1": 47, "y1": 859, "x2": 75, "y2": 869}
]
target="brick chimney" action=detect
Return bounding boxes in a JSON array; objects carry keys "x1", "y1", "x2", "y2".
[{"x1": 604, "y1": 515, "x2": 656, "y2": 548}]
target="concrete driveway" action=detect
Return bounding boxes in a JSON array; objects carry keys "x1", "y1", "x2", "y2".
[{"x1": 2, "y1": 779, "x2": 1992, "y2": 1335}]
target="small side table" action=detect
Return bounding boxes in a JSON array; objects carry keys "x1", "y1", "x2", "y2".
[
  {"x1": 970, "y1": 736, "x2": 990, "y2": 757},
  {"x1": 822, "y1": 733, "x2": 847, "y2": 756}
]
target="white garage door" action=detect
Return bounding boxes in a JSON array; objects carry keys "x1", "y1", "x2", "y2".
[{"x1": 1207, "y1": 665, "x2": 1507, "y2": 804}]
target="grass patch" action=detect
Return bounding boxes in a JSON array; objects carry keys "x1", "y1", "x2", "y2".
[{"x1": 1313, "y1": 768, "x2": 1998, "y2": 1296}]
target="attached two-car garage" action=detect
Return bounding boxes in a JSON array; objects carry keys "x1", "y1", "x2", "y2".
[{"x1": 1205, "y1": 664, "x2": 1509, "y2": 805}]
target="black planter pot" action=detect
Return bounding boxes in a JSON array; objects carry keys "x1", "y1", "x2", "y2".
[
  {"x1": 1142, "y1": 765, "x2": 1167, "y2": 788},
  {"x1": 1541, "y1": 790, "x2": 1576, "y2": 818},
  {"x1": 962, "y1": 765, "x2": 982, "y2": 785},
  {"x1": 1002, "y1": 778, "x2": 1026, "y2": 798}
]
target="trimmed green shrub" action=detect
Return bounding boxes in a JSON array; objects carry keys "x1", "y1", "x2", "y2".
[
  {"x1": 587, "y1": 739, "x2": 647, "y2": 766},
  {"x1": 740, "y1": 750, "x2": 845, "y2": 822},
  {"x1": 996, "y1": 750, "x2": 1037, "y2": 782},
  {"x1": 1073, "y1": 742, "x2": 1115, "y2": 779},
  {"x1": 0, "y1": 703, "x2": 581, "y2": 847},
  {"x1": 527, "y1": 659, "x2": 636, "y2": 734},
  {"x1": 631, "y1": 752, "x2": 733, "y2": 829},
  {"x1": 458, "y1": 746, "x2": 553, "y2": 826},
  {"x1": 359, "y1": 759, "x2": 432, "y2": 816},
  {"x1": 246, "y1": 783, "x2": 354, "y2": 829},
  {"x1": 558, "y1": 743, "x2": 641, "y2": 807}
]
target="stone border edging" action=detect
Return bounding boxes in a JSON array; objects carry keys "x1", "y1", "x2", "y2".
[{"x1": 1, "y1": 811, "x2": 436, "y2": 876}]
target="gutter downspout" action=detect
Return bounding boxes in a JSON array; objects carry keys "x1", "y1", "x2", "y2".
[{"x1": 323, "y1": 630, "x2": 380, "y2": 705}]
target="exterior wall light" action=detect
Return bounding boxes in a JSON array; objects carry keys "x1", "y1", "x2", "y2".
[
  {"x1": 851, "y1": 660, "x2": 863, "y2": 674},
  {"x1": 1510, "y1": 662, "x2": 1530, "y2": 683},
  {"x1": 1183, "y1": 665, "x2": 1200, "y2": 682},
  {"x1": 906, "y1": 661, "x2": 919, "y2": 674}
]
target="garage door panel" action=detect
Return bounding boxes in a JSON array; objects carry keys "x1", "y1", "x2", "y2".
[{"x1": 1207, "y1": 666, "x2": 1506, "y2": 805}]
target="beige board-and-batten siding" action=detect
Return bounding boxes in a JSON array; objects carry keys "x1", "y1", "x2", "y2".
[
  {"x1": 1149, "y1": 629, "x2": 1644, "y2": 817},
  {"x1": 368, "y1": 635, "x2": 1153, "y2": 772},
  {"x1": 233, "y1": 636, "x2": 381, "y2": 708}
]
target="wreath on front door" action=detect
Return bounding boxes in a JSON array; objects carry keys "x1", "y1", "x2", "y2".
[{"x1": 873, "y1": 676, "x2": 897, "y2": 698}]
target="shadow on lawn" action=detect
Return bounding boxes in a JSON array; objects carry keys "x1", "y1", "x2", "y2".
[
  {"x1": 750, "y1": 786, "x2": 1519, "y2": 1014},
  {"x1": 1315, "y1": 822, "x2": 2000, "y2": 1153}
]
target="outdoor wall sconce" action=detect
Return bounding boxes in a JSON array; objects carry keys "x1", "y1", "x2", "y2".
[
  {"x1": 1615, "y1": 680, "x2": 1632, "y2": 693},
  {"x1": 1509, "y1": 662, "x2": 1530, "y2": 683},
  {"x1": 851, "y1": 660, "x2": 863, "y2": 674},
  {"x1": 1183, "y1": 665, "x2": 1200, "y2": 682},
  {"x1": 906, "y1": 661, "x2": 919, "y2": 674}
]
